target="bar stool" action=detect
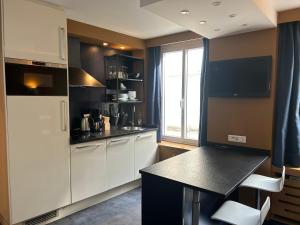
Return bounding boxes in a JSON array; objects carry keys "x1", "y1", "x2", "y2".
[
  {"x1": 240, "y1": 166, "x2": 285, "y2": 209},
  {"x1": 211, "y1": 196, "x2": 270, "y2": 225}
]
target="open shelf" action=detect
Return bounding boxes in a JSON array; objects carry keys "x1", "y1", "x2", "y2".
[
  {"x1": 106, "y1": 100, "x2": 143, "y2": 104},
  {"x1": 108, "y1": 53, "x2": 144, "y2": 61},
  {"x1": 105, "y1": 53, "x2": 144, "y2": 104},
  {"x1": 106, "y1": 78, "x2": 143, "y2": 82}
]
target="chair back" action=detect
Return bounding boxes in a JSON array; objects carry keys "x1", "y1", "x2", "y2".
[
  {"x1": 260, "y1": 196, "x2": 270, "y2": 225},
  {"x1": 279, "y1": 166, "x2": 286, "y2": 191}
]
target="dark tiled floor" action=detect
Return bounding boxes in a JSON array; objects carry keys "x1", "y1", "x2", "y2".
[
  {"x1": 50, "y1": 188, "x2": 141, "y2": 225},
  {"x1": 50, "y1": 188, "x2": 286, "y2": 225}
]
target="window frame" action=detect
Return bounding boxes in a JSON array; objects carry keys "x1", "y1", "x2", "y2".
[{"x1": 161, "y1": 39, "x2": 203, "y2": 146}]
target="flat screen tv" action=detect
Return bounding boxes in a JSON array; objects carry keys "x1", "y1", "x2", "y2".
[{"x1": 207, "y1": 56, "x2": 272, "y2": 97}]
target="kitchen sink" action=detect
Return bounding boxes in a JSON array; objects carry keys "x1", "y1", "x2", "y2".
[{"x1": 121, "y1": 126, "x2": 145, "y2": 131}]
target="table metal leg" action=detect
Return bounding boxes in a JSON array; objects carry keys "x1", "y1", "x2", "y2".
[
  {"x1": 192, "y1": 190, "x2": 201, "y2": 225},
  {"x1": 256, "y1": 189, "x2": 261, "y2": 209}
]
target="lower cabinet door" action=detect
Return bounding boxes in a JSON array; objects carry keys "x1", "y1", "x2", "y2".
[
  {"x1": 107, "y1": 136, "x2": 134, "y2": 189},
  {"x1": 71, "y1": 140, "x2": 107, "y2": 203},
  {"x1": 134, "y1": 131, "x2": 158, "y2": 179}
]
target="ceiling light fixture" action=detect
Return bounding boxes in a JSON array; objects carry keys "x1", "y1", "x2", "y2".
[
  {"x1": 200, "y1": 20, "x2": 207, "y2": 24},
  {"x1": 103, "y1": 42, "x2": 108, "y2": 46},
  {"x1": 212, "y1": 1, "x2": 221, "y2": 6},
  {"x1": 229, "y1": 14, "x2": 237, "y2": 18},
  {"x1": 180, "y1": 9, "x2": 190, "y2": 15},
  {"x1": 120, "y1": 46, "x2": 125, "y2": 50}
]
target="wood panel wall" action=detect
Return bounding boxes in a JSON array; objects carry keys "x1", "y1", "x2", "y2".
[
  {"x1": 145, "y1": 31, "x2": 201, "y2": 47},
  {"x1": 278, "y1": 7, "x2": 300, "y2": 24},
  {"x1": 207, "y1": 29, "x2": 278, "y2": 150},
  {"x1": 67, "y1": 19, "x2": 145, "y2": 50},
  {"x1": 0, "y1": 0, "x2": 10, "y2": 223}
]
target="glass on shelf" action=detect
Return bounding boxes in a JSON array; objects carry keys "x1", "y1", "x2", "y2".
[{"x1": 108, "y1": 66, "x2": 117, "y2": 79}]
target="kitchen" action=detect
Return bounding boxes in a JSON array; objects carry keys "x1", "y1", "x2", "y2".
[
  {"x1": 0, "y1": 1, "x2": 158, "y2": 225},
  {"x1": 1, "y1": 1, "x2": 300, "y2": 225}
]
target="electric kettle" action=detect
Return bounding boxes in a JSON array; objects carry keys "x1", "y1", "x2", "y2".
[{"x1": 81, "y1": 114, "x2": 91, "y2": 132}]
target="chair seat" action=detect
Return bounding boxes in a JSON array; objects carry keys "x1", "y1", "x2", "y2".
[
  {"x1": 211, "y1": 200, "x2": 260, "y2": 225},
  {"x1": 240, "y1": 174, "x2": 282, "y2": 192}
]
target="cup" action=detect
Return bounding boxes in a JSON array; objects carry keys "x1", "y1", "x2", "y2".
[{"x1": 128, "y1": 91, "x2": 136, "y2": 100}]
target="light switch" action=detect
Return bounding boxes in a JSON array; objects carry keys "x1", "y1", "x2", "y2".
[{"x1": 228, "y1": 135, "x2": 247, "y2": 143}]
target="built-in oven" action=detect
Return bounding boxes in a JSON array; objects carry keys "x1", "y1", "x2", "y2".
[{"x1": 5, "y1": 58, "x2": 68, "y2": 96}]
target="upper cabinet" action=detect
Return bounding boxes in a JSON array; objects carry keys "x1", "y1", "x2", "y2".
[{"x1": 3, "y1": 0, "x2": 67, "y2": 64}]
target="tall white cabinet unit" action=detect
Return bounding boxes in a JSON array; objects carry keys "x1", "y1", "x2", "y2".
[
  {"x1": 3, "y1": 0, "x2": 67, "y2": 64},
  {"x1": 7, "y1": 96, "x2": 71, "y2": 224},
  {"x1": 2, "y1": 0, "x2": 70, "y2": 224}
]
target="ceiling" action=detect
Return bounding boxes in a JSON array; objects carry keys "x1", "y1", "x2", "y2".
[
  {"x1": 271, "y1": 0, "x2": 300, "y2": 11},
  {"x1": 44, "y1": 0, "x2": 300, "y2": 39},
  {"x1": 43, "y1": 0, "x2": 186, "y2": 39}
]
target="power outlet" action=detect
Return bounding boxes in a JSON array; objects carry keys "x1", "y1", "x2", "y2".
[{"x1": 228, "y1": 135, "x2": 247, "y2": 143}]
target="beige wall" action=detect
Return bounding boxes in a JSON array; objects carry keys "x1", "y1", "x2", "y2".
[
  {"x1": 207, "y1": 29, "x2": 277, "y2": 150},
  {"x1": 0, "y1": 1, "x2": 10, "y2": 223}
]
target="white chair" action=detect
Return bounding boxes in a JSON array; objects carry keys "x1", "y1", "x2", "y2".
[
  {"x1": 240, "y1": 166, "x2": 285, "y2": 209},
  {"x1": 211, "y1": 196, "x2": 270, "y2": 225}
]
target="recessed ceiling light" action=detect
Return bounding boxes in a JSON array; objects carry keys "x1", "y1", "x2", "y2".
[
  {"x1": 200, "y1": 20, "x2": 207, "y2": 24},
  {"x1": 241, "y1": 23, "x2": 248, "y2": 27},
  {"x1": 120, "y1": 46, "x2": 125, "y2": 50},
  {"x1": 214, "y1": 28, "x2": 221, "y2": 32},
  {"x1": 103, "y1": 42, "x2": 108, "y2": 46},
  {"x1": 180, "y1": 9, "x2": 190, "y2": 15},
  {"x1": 212, "y1": 1, "x2": 221, "y2": 6},
  {"x1": 229, "y1": 14, "x2": 237, "y2": 18}
]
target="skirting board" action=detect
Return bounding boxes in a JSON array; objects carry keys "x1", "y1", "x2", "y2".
[{"x1": 13, "y1": 179, "x2": 141, "y2": 225}]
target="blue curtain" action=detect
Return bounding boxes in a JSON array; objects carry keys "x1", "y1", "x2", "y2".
[
  {"x1": 146, "y1": 47, "x2": 162, "y2": 142},
  {"x1": 273, "y1": 21, "x2": 300, "y2": 167},
  {"x1": 199, "y1": 38, "x2": 210, "y2": 146}
]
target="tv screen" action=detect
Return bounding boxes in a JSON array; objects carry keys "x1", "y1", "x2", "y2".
[{"x1": 207, "y1": 56, "x2": 272, "y2": 97}]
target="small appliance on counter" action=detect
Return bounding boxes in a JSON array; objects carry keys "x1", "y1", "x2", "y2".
[
  {"x1": 81, "y1": 114, "x2": 91, "y2": 133},
  {"x1": 90, "y1": 110, "x2": 104, "y2": 133}
]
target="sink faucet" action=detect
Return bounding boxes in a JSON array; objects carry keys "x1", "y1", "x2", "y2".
[{"x1": 129, "y1": 105, "x2": 135, "y2": 127}]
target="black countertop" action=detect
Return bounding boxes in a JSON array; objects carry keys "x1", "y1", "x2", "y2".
[
  {"x1": 140, "y1": 146, "x2": 269, "y2": 197},
  {"x1": 70, "y1": 127, "x2": 157, "y2": 145}
]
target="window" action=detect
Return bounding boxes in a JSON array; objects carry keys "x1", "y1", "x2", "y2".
[{"x1": 162, "y1": 41, "x2": 203, "y2": 145}]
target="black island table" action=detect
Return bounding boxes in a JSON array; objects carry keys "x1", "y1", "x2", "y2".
[{"x1": 140, "y1": 145, "x2": 269, "y2": 225}]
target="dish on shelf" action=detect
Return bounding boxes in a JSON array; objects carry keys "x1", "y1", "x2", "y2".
[{"x1": 127, "y1": 98, "x2": 138, "y2": 101}]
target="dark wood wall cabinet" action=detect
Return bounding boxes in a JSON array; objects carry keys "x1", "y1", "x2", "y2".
[{"x1": 272, "y1": 167, "x2": 300, "y2": 224}]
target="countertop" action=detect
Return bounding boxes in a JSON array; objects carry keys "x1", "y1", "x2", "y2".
[
  {"x1": 70, "y1": 127, "x2": 157, "y2": 145},
  {"x1": 140, "y1": 145, "x2": 269, "y2": 197}
]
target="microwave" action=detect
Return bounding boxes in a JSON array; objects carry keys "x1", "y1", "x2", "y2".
[{"x1": 5, "y1": 58, "x2": 68, "y2": 96}]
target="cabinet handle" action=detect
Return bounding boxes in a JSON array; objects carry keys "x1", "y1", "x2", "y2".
[
  {"x1": 136, "y1": 134, "x2": 153, "y2": 140},
  {"x1": 74, "y1": 144, "x2": 103, "y2": 152},
  {"x1": 59, "y1": 27, "x2": 66, "y2": 60},
  {"x1": 108, "y1": 138, "x2": 130, "y2": 145},
  {"x1": 60, "y1": 100, "x2": 67, "y2": 131}
]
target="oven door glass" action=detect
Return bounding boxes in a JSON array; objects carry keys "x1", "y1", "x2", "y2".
[{"x1": 5, "y1": 63, "x2": 68, "y2": 96}]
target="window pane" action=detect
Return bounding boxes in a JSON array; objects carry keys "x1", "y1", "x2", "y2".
[
  {"x1": 163, "y1": 51, "x2": 183, "y2": 138},
  {"x1": 186, "y1": 48, "x2": 203, "y2": 140}
]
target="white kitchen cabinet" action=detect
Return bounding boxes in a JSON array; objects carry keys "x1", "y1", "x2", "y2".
[
  {"x1": 71, "y1": 140, "x2": 107, "y2": 203},
  {"x1": 6, "y1": 96, "x2": 71, "y2": 224},
  {"x1": 3, "y1": 0, "x2": 67, "y2": 64},
  {"x1": 106, "y1": 136, "x2": 135, "y2": 189},
  {"x1": 134, "y1": 131, "x2": 158, "y2": 179}
]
